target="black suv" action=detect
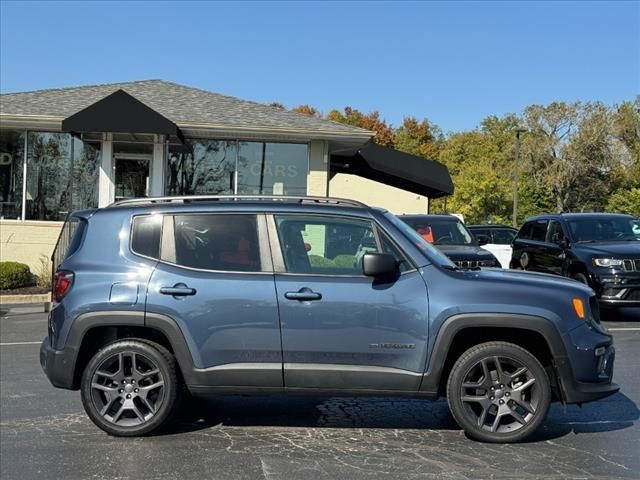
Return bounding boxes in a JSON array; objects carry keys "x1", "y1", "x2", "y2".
[
  {"x1": 401, "y1": 214, "x2": 501, "y2": 268},
  {"x1": 511, "y1": 213, "x2": 640, "y2": 309}
]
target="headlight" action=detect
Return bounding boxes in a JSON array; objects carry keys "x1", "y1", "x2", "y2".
[{"x1": 593, "y1": 258, "x2": 623, "y2": 268}]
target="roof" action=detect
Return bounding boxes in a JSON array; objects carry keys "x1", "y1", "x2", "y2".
[
  {"x1": 527, "y1": 212, "x2": 635, "y2": 221},
  {"x1": 468, "y1": 224, "x2": 517, "y2": 229},
  {"x1": 331, "y1": 144, "x2": 454, "y2": 199},
  {"x1": 399, "y1": 214, "x2": 461, "y2": 222},
  {"x1": 0, "y1": 80, "x2": 373, "y2": 137}
]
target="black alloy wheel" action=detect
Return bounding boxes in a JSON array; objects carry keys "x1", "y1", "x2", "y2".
[
  {"x1": 447, "y1": 341, "x2": 551, "y2": 443},
  {"x1": 81, "y1": 339, "x2": 180, "y2": 436}
]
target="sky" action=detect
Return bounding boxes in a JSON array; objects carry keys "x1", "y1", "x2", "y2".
[{"x1": 1, "y1": 1, "x2": 638, "y2": 133}]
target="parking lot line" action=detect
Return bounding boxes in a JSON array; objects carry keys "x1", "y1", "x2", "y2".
[
  {"x1": 0, "y1": 341, "x2": 41, "y2": 346},
  {"x1": 608, "y1": 328, "x2": 640, "y2": 332}
]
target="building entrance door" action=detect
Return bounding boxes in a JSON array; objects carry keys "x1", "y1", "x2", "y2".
[{"x1": 114, "y1": 156, "x2": 150, "y2": 201}]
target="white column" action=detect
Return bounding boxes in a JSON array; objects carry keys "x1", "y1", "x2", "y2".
[
  {"x1": 98, "y1": 134, "x2": 113, "y2": 207},
  {"x1": 150, "y1": 136, "x2": 165, "y2": 197},
  {"x1": 307, "y1": 140, "x2": 329, "y2": 196}
]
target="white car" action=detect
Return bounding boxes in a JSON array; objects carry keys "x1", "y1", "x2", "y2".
[{"x1": 467, "y1": 225, "x2": 518, "y2": 269}]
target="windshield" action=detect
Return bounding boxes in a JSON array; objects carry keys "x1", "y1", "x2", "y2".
[
  {"x1": 402, "y1": 217, "x2": 475, "y2": 245},
  {"x1": 567, "y1": 217, "x2": 639, "y2": 243},
  {"x1": 384, "y1": 213, "x2": 455, "y2": 267}
]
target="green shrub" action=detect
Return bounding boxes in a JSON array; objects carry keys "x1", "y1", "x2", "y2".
[
  {"x1": 308, "y1": 255, "x2": 334, "y2": 267},
  {"x1": 0, "y1": 261, "x2": 33, "y2": 289},
  {"x1": 333, "y1": 255, "x2": 357, "y2": 268}
]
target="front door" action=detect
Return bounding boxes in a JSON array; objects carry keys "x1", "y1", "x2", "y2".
[
  {"x1": 271, "y1": 214, "x2": 430, "y2": 392},
  {"x1": 145, "y1": 212, "x2": 283, "y2": 387},
  {"x1": 115, "y1": 157, "x2": 150, "y2": 201}
]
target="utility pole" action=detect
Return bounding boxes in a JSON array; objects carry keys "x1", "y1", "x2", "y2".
[{"x1": 513, "y1": 128, "x2": 526, "y2": 228}]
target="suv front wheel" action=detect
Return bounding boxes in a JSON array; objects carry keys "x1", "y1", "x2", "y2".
[
  {"x1": 447, "y1": 341, "x2": 551, "y2": 443},
  {"x1": 80, "y1": 339, "x2": 180, "y2": 436}
]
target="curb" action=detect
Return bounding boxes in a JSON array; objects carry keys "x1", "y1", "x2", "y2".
[{"x1": 0, "y1": 294, "x2": 50, "y2": 305}]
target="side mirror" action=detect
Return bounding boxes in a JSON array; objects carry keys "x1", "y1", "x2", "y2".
[
  {"x1": 363, "y1": 253, "x2": 398, "y2": 278},
  {"x1": 475, "y1": 234, "x2": 489, "y2": 246}
]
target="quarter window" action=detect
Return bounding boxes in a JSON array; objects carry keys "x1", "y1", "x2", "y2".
[
  {"x1": 275, "y1": 215, "x2": 378, "y2": 275},
  {"x1": 172, "y1": 214, "x2": 260, "y2": 272},
  {"x1": 131, "y1": 215, "x2": 162, "y2": 259}
]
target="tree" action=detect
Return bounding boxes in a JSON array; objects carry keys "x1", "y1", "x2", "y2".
[
  {"x1": 607, "y1": 187, "x2": 640, "y2": 216},
  {"x1": 394, "y1": 116, "x2": 443, "y2": 159},
  {"x1": 292, "y1": 104, "x2": 321, "y2": 118},
  {"x1": 327, "y1": 107, "x2": 395, "y2": 147},
  {"x1": 268, "y1": 102, "x2": 286, "y2": 111},
  {"x1": 521, "y1": 101, "x2": 626, "y2": 212},
  {"x1": 437, "y1": 130, "x2": 512, "y2": 224}
]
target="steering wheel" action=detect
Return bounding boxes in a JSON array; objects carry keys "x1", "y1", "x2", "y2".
[{"x1": 436, "y1": 235, "x2": 452, "y2": 244}]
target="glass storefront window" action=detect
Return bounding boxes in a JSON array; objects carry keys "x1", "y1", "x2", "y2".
[
  {"x1": 0, "y1": 130, "x2": 25, "y2": 219},
  {"x1": 26, "y1": 132, "x2": 72, "y2": 220},
  {"x1": 167, "y1": 140, "x2": 236, "y2": 195},
  {"x1": 71, "y1": 138, "x2": 100, "y2": 212},
  {"x1": 237, "y1": 142, "x2": 308, "y2": 195},
  {"x1": 24, "y1": 132, "x2": 100, "y2": 221}
]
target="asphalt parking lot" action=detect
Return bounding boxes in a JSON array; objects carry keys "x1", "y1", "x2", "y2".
[{"x1": 1, "y1": 305, "x2": 639, "y2": 480}]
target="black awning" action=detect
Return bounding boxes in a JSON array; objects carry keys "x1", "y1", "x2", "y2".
[
  {"x1": 331, "y1": 143, "x2": 454, "y2": 199},
  {"x1": 62, "y1": 89, "x2": 184, "y2": 141}
]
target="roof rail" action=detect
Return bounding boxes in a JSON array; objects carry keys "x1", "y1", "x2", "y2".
[{"x1": 109, "y1": 195, "x2": 368, "y2": 208}]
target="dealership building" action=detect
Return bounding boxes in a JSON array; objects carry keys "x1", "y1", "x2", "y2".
[{"x1": 0, "y1": 80, "x2": 452, "y2": 271}]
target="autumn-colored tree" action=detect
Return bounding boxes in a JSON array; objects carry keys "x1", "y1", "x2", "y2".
[
  {"x1": 292, "y1": 104, "x2": 321, "y2": 118},
  {"x1": 327, "y1": 107, "x2": 395, "y2": 147},
  {"x1": 394, "y1": 116, "x2": 443, "y2": 159}
]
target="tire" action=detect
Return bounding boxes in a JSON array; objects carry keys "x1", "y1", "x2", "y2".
[
  {"x1": 80, "y1": 339, "x2": 181, "y2": 436},
  {"x1": 446, "y1": 341, "x2": 551, "y2": 443}
]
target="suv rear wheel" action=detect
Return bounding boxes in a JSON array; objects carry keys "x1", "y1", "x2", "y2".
[
  {"x1": 80, "y1": 339, "x2": 180, "y2": 436},
  {"x1": 447, "y1": 341, "x2": 551, "y2": 443}
]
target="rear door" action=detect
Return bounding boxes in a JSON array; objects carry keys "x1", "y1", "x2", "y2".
[
  {"x1": 270, "y1": 214, "x2": 429, "y2": 392},
  {"x1": 490, "y1": 228, "x2": 517, "y2": 269},
  {"x1": 144, "y1": 212, "x2": 283, "y2": 387},
  {"x1": 541, "y1": 220, "x2": 567, "y2": 275}
]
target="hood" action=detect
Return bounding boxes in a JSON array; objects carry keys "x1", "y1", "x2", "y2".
[
  {"x1": 436, "y1": 244, "x2": 497, "y2": 261},
  {"x1": 462, "y1": 267, "x2": 593, "y2": 295},
  {"x1": 573, "y1": 241, "x2": 640, "y2": 257}
]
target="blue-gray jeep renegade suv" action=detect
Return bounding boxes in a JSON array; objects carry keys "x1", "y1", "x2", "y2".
[{"x1": 40, "y1": 195, "x2": 618, "y2": 443}]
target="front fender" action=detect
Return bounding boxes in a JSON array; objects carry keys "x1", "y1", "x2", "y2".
[{"x1": 419, "y1": 312, "x2": 568, "y2": 395}]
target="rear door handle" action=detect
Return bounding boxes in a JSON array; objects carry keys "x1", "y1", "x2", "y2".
[
  {"x1": 284, "y1": 287, "x2": 322, "y2": 301},
  {"x1": 160, "y1": 284, "x2": 196, "y2": 296}
]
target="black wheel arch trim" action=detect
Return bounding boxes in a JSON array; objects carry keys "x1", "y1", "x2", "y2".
[
  {"x1": 42, "y1": 310, "x2": 200, "y2": 390},
  {"x1": 419, "y1": 313, "x2": 569, "y2": 396}
]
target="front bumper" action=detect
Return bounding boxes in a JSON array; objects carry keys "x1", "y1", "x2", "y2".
[
  {"x1": 593, "y1": 271, "x2": 640, "y2": 307},
  {"x1": 555, "y1": 345, "x2": 619, "y2": 404},
  {"x1": 40, "y1": 336, "x2": 77, "y2": 390}
]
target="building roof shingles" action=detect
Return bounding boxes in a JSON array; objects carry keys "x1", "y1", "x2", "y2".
[{"x1": 0, "y1": 80, "x2": 372, "y2": 136}]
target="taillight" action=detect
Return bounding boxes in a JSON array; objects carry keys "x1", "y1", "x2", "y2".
[{"x1": 53, "y1": 270, "x2": 74, "y2": 302}]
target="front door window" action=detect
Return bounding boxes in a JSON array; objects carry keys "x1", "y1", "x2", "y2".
[{"x1": 115, "y1": 158, "x2": 149, "y2": 201}]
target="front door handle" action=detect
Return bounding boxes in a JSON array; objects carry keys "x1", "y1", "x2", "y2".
[
  {"x1": 160, "y1": 283, "x2": 196, "y2": 296},
  {"x1": 284, "y1": 287, "x2": 322, "y2": 301}
]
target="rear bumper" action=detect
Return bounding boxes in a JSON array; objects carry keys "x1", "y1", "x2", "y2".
[
  {"x1": 39, "y1": 336, "x2": 77, "y2": 390},
  {"x1": 555, "y1": 346, "x2": 619, "y2": 404}
]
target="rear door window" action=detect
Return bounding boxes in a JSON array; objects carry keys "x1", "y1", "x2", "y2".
[
  {"x1": 171, "y1": 214, "x2": 261, "y2": 272},
  {"x1": 530, "y1": 220, "x2": 548, "y2": 242},
  {"x1": 493, "y1": 228, "x2": 516, "y2": 245}
]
